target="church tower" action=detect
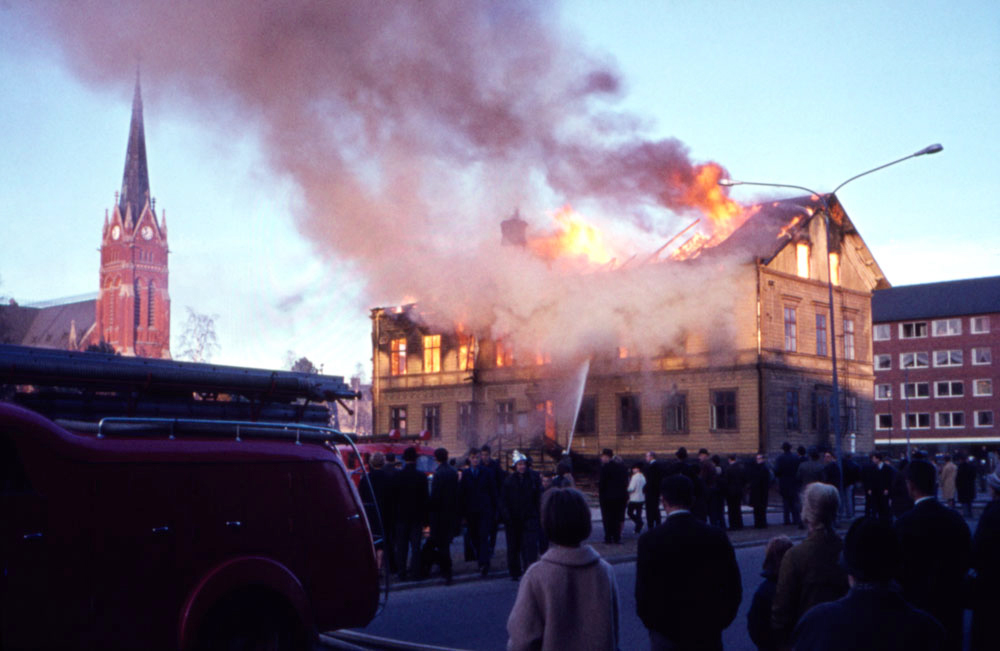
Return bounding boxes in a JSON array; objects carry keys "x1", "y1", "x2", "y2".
[{"x1": 93, "y1": 72, "x2": 171, "y2": 358}]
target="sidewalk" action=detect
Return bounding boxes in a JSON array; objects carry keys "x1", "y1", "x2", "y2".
[{"x1": 392, "y1": 492, "x2": 992, "y2": 590}]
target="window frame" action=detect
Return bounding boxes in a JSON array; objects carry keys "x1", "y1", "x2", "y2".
[
  {"x1": 422, "y1": 334, "x2": 441, "y2": 373},
  {"x1": 423, "y1": 404, "x2": 442, "y2": 439},
  {"x1": 875, "y1": 384, "x2": 892, "y2": 401},
  {"x1": 575, "y1": 396, "x2": 597, "y2": 436},
  {"x1": 710, "y1": 389, "x2": 738, "y2": 431},
  {"x1": 933, "y1": 349, "x2": 963, "y2": 368},
  {"x1": 785, "y1": 389, "x2": 800, "y2": 431},
  {"x1": 783, "y1": 306, "x2": 797, "y2": 352},
  {"x1": 873, "y1": 324, "x2": 891, "y2": 341},
  {"x1": 843, "y1": 318, "x2": 856, "y2": 361},
  {"x1": 934, "y1": 380, "x2": 964, "y2": 398},
  {"x1": 619, "y1": 393, "x2": 642, "y2": 435},
  {"x1": 901, "y1": 382, "x2": 930, "y2": 399},
  {"x1": 904, "y1": 412, "x2": 931, "y2": 429},
  {"x1": 662, "y1": 393, "x2": 688, "y2": 434},
  {"x1": 973, "y1": 379, "x2": 994, "y2": 397},
  {"x1": 972, "y1": 347, "x2": 992, "y2": 366},
  {"x1": 389, "y1": 338, "x2": 408, "y2": 376},
  {"x1": 935, "y1": 411, "x2": 965, "y2": 429},
  {"x1": 931, "y1": 318, "x2": 962, "y2": 337},
  {"x1": 389, "y1": 405, "x2": 408, "y2": 434},
  {"x1": 899, "y1": 321, "x2": 928, "y2": 339},
  {"x1": 975, "y1": 410, "x2": 994, "y2": 428},
  {"x1": 815, "y1": 313, "x2": 828, "y2": 356},
  {"x1": 875, "y1": 354, "x2": 892, "y2": 371},
  {"x1": 901, "y1": 352, "x2": 929, "y2": 369},
  {"x1": 495, "y1": 400, "x2": 515, "y2": 437},
  {"x1": 971, "y1": 316, "x2": 990, "y2": 334},
  {"x1": 876, "y1": 413, "x2": 893, "y2": 430}
]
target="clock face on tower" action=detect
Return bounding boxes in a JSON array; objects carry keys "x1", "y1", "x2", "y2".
[
  {"x1": 141, "y1": 225, "x2": 153, "y2": 240},
  {"x1": 111, "y1": 225, "x2": 121, "y2": 240}
]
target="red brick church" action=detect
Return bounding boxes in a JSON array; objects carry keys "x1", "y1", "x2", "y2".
[{"x1": 1, "y1": 73, "x2": 171, "y2": 358}]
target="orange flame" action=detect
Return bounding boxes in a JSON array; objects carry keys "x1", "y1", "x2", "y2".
[
  {"x1": 684, "y1": 163, "x2": 747, "y2": 243},
  {"x1": 526, "y1": 205, "x2": 616, "y2": 265}
]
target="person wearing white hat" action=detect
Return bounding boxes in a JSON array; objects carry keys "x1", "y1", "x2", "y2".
[{"x1": 500, "y1": 450, "x2": 543, "y2": 580}]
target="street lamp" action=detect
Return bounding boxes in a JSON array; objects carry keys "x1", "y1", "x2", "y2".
[{"x1": 719, "y1": 143, "x2": 942, "y2": 514}]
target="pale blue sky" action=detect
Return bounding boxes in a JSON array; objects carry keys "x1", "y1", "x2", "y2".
[{"x1": 1, "y1": 1, "x2": 997, "y2": 375}]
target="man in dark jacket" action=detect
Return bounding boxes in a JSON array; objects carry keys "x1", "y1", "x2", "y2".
[
  {"x1": 894, "y1": 459, "x2": 972, "y2": 651},
  {"x1": 643, "y1": 451, "x2": 665, "y2": 529},
  {"x1": 724, "y1": 454, "x2": 746, "y2": 530},
  {"x1": 499, "y1": 451, "x2": 543, "y2": 579},
  {"x1": 421, "y1": 447, "x2": 459, "y2": 584},
  {"x1": 636, "y1": 474, "x2": 741, "y2": 650},
  {"x1": 460, "y1": 448, "x2": 499, "y2": 576},
  {"x1": 391, "y1": 446, "x2": 430, "y2": 581},
  {"x1": 480, "y1": 445, "x2": 505, "y2": 555},
  {"x1": 865, "y1": 452, "x2": 894, "y2": 522},
  {"x1": 841, "y1": 454, "x2": 861, "y2": 518},
  {"x1": 971, "y1": 469, "x2": 1000, "y2": 651},
  {"x1": 796, "y1": 447, "x2": 826, "y2": 487},
  {"x1": 774, "y1": 442, "x2": 802, "y2": 527},
  {"x1": 793, "y1": 517, "x2": 944, "y2": 651},
  {"x1": 598, "y1": 448, "x2": 629, "y2": 544},
  {"x1": 956, "y1": 454, "x2": 977, "y2": 518},
  {"x1": 360, "y1": 452, "x2": 392, "y2": 568}
]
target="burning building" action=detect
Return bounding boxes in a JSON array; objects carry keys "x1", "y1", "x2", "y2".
[{"x1": 370, "y1": 193, "x2": 888, "y2": 461}]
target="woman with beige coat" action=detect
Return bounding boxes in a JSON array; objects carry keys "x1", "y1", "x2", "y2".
[
  {"x1": 506, "y1": 487, "x2": 620, "y2": 651},
  {"x1": 940, "y1": 455, "x2": 958, "y2": 507}
]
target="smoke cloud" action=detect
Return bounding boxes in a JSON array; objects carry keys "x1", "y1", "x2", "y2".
[{"x1": 21, "y1": 0, "x2": 748, "y2": 363}]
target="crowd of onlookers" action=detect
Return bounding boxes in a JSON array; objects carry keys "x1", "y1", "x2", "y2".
[{"x1": 358, "y1": 443, "x2": 998, "y2": 650}]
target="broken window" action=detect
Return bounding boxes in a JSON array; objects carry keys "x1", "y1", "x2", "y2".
[
  {"x1": 663, "y1": 393, "x2": 687, "y2": 434},
  {"x1": 619, "y1": 394, "x2": 641, "y2": 434},
  {"x1": 575, "y1": 396, "x2": 596, "y2": 435},
  {"x1": 495, "y1": 339, "x2": 514, "y2": 367},
  {"x1": 796, "y1": 242, "x2": 810, "y2": 279},
  {"x1": 458, "y1": 333, "x2": 476, "y2": 371},
  {"x1": 423, "y1": 334, "x2": 441, "y2": 373},
  {"x1": 390, "y1": 338, "x2": 407, "y2": 376},
  {"x1": 390, "y1": 405, "x2": 407, "y2": 434},
  {"x1": 829, "y1": 252, "x2": 840, "y2": 285}
]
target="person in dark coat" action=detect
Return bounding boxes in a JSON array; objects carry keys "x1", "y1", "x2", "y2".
[
  {"x1": 865, "y1": 452, "x2": 894, "y2": 522},
  {"x1": 956, "y1": 453, "x2": 977, "y2": 518},
  {"x1": 746, "y1": 536, "x2": 793, "y2": 651},
  {"x1": 841, "y1": 454, "x2": 861, "y2": 518},
  {"x1": 381, "y1": 452, "x2": 399, "y2": 572},
  {"x1": 360, "y1": 452, "x2": 392, "y2": 568},
  {"x1": 793, "y1": 517, "x2": 945, "y2": 651},
  {"x1": 708, "y1": 454, "x2": 726, "y2": 528},
  {"x1": 774, "y1": 442, "x2": 802, "y2": 527},
  {"x1": 795, "y1": 447, "x2": 825, "y2": 487},
  {"x1": 643, "y1": 451, "x2": 665, "y2": 529},
  {"x1": 598, "y1": 448, "x2": 629, "y2": 544},
  {"x1": 500, "y1": 451, "x2": 543, "y2": 580},
  {"x1": 461, "y1": 447, "x2": 499, "y2": 576},
  {"x1": 636, "y1": 474, "x2": 742, "y2": 651},
  {"x1": 724, "y1": 454, "x2": 746, "y2": 530},
  {"x1": 480, "y1": 445, "x2": 505, "y2": 555},
  {"x1": 747, "y1": 453, "x2": 772, "y2": 529},
  {"x1": 391, "y1": 446, "x2": 430, "y2": 581},
  {"x1": 894, "y1": 459, "x2": 972, "y2": 651},
  {"x1": 421, "y1": 447, "x2": 459, "y2": 584},
  {"x1": 971, "y1": 468, "x2": 1000, "y2": 651},
  {"x1": 890, "y1": 458, "x2": 914, "y2": 518}
]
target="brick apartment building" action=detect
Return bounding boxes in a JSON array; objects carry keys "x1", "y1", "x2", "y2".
[
  {"x1": 371, "y1": 196, "x2": 887, "y2": 462},
  {"x1": 872, "y1": 276, "x2": 1000, "y2": 454}
]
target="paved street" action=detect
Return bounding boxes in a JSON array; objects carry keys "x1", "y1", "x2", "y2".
[{"x1": 351, "y1": 544, "x2": 767, "y2": 650}]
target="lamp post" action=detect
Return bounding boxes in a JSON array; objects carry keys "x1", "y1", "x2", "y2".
[{"x1": 719, "y1": 143, "x2": 942, "y2": 513}]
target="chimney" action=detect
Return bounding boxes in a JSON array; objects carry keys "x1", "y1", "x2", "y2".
[{"x1": 500, "y1": 208, "x2": 527, "y2": 247}]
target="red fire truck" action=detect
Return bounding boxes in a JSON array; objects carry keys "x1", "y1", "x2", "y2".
[{"x1": 0, "y1": 344, "x2": 381, "y2": 650}]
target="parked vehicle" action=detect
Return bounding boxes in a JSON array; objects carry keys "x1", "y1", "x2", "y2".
[{"x1": 0, "y1": 344, "x2": 380, "y2": 650}]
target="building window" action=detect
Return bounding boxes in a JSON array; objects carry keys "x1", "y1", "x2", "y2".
[
  {"x1": 974, "y1": 379, "x2": 994, "y2": 397},
  {"x1": 876, "y1": 413, "x2": 893, "y2": 430},
  {"x1": 785, "y1": 389, "x2": 800, "y2": 431},
  {"x1": 935, "y1": 381, "x2": 964, "y2": 398},
  {"x1": 535, "y1": 351, "x2": 552, "y2": 365},
  {"x1": 846, "y1": 394, "x2": 858, "y2": 432},
  {"x1": 876, "y1": 384, "x2": 892, "y2": 400},
  {"x1": 496, "y1": 400, "x2": 515, "y2": 437},
  {"x1": 389, "y1": 406, "x2": 407, "y2": 434},
  {"x1": 844, "y1": 318, "x2": 855, "y2": 361},
  {"x1": 575, "y1": 396, "x2": 596, "y2": 435},
  {"x1": 972, "y1": 347, "x2": 992, "y2": 365},
  {"x1": 975, "y1": 410, "x2": 994, "y2": 428},
  {"x1": 829, "y1": 252, "x2": 841, "y2": 285},
  {"x1": 663, "y1": 393, "x2": 687, "y2": 434},
  {"x1": 905, "y1": 413, "x2": 931, "y2": 429},
  {"x1": 133, "y1": 278, "x2": 141, "y2": 329},
  {"x1": 147, "y1": 281, "x2": 155, "y2": 327},
  {"x1": 390, "y1": 338, "x2": 407, "y2": 376},
  {"x1": 901, "y1": 352, "x2": 929, "y2": 369},
  {"x1": 619, "y1": 394, "x2": 641, "y2": 434},
  {"x1": 933, "y1": 349, "x2": 963, "y2": 367},
  {"x1": 970, "y1": 316, "x2": 990, "y2": 334},
  {"x1": 899, "y1": 321, "x2": 928, "y2": 339},
  {"x1": 815, "y1": 313, "x2": 828, "y2": 356},
  {"x1": 458, "y1": 402, "x2": 477, "y2": 439},
  {"x1": 458, "y1": 334, "x2": 476, "y2": 371},
  {"x1": 901, "y1": 382, "x2": 930, "y2": 399},
  {"x1": 796, "y1": 242, "x2": 810, "y2": 278},
  {"x1": 812, "y1": 391, "x2": 831, "y2": 434},
  {"x1": 422, "y1": 335, "x2": 441, "y2": 373},
  {"x1": 936, "y1": 411, "x2": 965, "y2": 429},
  {"x1": 495, "y1": 339, "x2": 514, "y2": 367},
  {"x1": 710, "y1": 390, "x2": 738, "y2": 431},
  {"x1": 783, "y1": 307, "x2": 797, "y2": 352},
  {"x1": 423, "y1": 405, "x2": 441, "y2": 438},
  {"x1": 875, "y1": 354, "x2": 892, "y2": 371},
  {"x1": 932, "y1": 318, "x2": 962, "y2": 337},
  {"x1": 873, "y1": 324, "x2": 891, "y2": 341},
  {"x1": 536, "y1": 400, "x2": 556, "y2": 441}
]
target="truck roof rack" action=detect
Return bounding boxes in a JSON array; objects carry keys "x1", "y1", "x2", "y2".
[{"x1": 0, "y1": 344, "x2": 357, "y2": 425}]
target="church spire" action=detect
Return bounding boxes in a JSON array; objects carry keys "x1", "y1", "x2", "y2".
[{"x1": 119, "y1": 67, "x2": 151, "y2": 228}]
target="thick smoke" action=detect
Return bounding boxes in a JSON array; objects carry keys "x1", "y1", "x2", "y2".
[{"x1": 22, "y1": 0, "x2": 746, "y2": 363}]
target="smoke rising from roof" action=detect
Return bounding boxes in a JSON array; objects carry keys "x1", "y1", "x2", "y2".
[{"x1": 24, "y1": 0, "x2": 746, "y2": 360}]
